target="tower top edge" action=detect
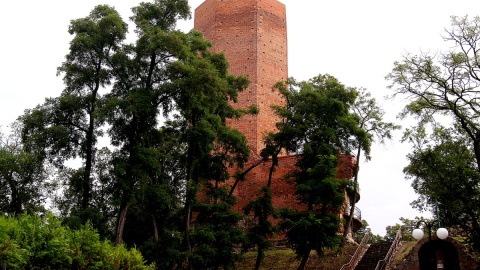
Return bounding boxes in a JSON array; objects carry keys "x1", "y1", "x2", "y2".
[{"x1": 196, "y1": 0, "x2": 286, "y2": 9}]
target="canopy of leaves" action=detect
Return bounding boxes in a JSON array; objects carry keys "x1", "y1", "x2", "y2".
[
  {"x1": 0, "y1": 124, "x2": 50, "y2": 215},
  {"x1": 269, "y1": 75, "x2": 367, "y2": 268},
  {"x1": 403, "y1": 127, "x2": 480, "y2": 249},
  {"x1": 0, "y1": 213, "x2": 154, "y2": 269},
  {"x1": 387, "y1": 15, "x2": 480, "y2": 171}
]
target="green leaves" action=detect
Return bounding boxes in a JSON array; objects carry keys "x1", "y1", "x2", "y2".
[
  {"x1": 279, "y1": 210, "x2": 341, "y2": 257},
  {"x1": 0, "y1": 213, "x2": 155, "y2": 269},
  {"x1": 403, "y1": 125, "x2": 480, "y2": 249},
  {"x1": 131, "y1": 0, "x2": 190, "y2": 34},
  {"x1": 268, "y1": 74, "x2": 369, "y2": 268},
  {"x1": 0, "y1": 124, "x2": 49, "y2": 215},
  {"x1": 273, "y1": 75, "x2": 362, "y2": 157}
]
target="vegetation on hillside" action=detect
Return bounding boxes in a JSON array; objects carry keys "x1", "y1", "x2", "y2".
[{"x1": 13, "y1": 0, "x2": 480, "y2": 269}]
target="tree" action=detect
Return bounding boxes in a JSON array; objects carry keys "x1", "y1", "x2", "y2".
[
  {"x1": 384, "y1": 217, "x2": 421, "y2": 242},
  {"x1": 387, "y1": 16, "x2": 480, "y2": 172},
  {"x1": 403, "y1": 127, "x2": 480, "y2": 249},
  {"x1": 342, "y1": 88, "x2": 399, "y2": 246},
  {"x1": 272, "y1": 75, "x2": 367, "y2": 270},
  {"x1": 243, "y1": 135, "x2": 281, "y2": 270},
  {"x1": 20, "y1": 5, "x2": 127, "y2": 224},
  {"x1": 103, "y1": 3, "x2": 251, "y2": 269},
  {"x1": 0, "y1": 123, "x2": 50, "y2": 215},
  {"x1": 387, "y1": 15, "x2": 480, "y2": 250},
  {"x1": 166, "y1": 33, "x2": 250, "y2": 269},
  {"x1": 103, "y1": 0, "x2": 191, "y2": 246}
]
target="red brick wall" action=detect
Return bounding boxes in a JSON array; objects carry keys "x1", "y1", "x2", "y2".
[
  {"x1": 195, "y1": 0, "x2": 287, "y2": 155},
  {"x1": 231, "y1": 155, "x2": 301, "y2": 213},
  {"x1": 230, "y1": 153, "x2": 355, "y2": 213},
  {"x1": 337, "y1": 154, "x2": 356, "y2": 180}
]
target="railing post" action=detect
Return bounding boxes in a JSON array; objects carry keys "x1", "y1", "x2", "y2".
[
  {"x1": 375, "y1": 228, "x2": 402, "y2": 270},
  {"x1": 340, "y1": 228, "x2": 371, "y2": 270}
]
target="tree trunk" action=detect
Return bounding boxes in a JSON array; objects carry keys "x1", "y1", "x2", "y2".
[
  {"x1": 9, "y1": 186, "x2": 21, "y2": 214},
  {"x1": 185, "y1": 201, "x2": 194, "y2": 270},
  {"x1": 253, "y1": 148, "x2": 280, "y2": 269},
  {"x1": 82, "y1": 66, "x2": 100, "y2": 212},
  {"x1": 152, "y1": 216, "x2": 159, "y2": 257},
  {"x1": 228, "y1": 161, "x2": 261, "y2": 197},
  {"x1": 115, "y1": 201, "x2": 128, "y2": 246},
  {"x1": 297, "y1": 251, "x2": 310, "y2": 270},
  {"x1": 254, "y1": 248, "x2": 264, "y2": 270},
  {"x1": 82, "y1": 113, "x2": 94, "y2": 211},
  {"x1": 473, "y1": 136, "x2": 480, "y2": 173},
  {"x1": 184, "y1": 117, "x2": 198, "y2": 270}
]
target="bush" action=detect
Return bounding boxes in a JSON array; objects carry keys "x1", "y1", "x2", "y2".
[{"x1": 0, "y1": 213, "x2": 155, "y2": 269}]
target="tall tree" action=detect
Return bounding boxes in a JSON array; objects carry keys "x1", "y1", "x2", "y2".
[
  {"x1": 104, "y1": 0, "x2": 190, "y2": 246},
  {"x1": 387, "y1": 15, "x2": 480, "y2": 250},
  {"x1": 57, "y1": 5, "x2": 127, "y2": 212},
  {"x1": 272, "y1": 75, "x2": 367, "y2": 270},
  {"x1": 387, "y1": 15, "x2": 480, "y2": 172},
  {"x1": 166, "y1": 32, "x2": 250, "y2": 268},
  {"x1": 20, "y1": 5, "x2": 127, "y2": 222},
  {"x1": 243, "y1": 134, "x2": 282, "y2": 270},
  {"x1": 342, "y1": 88, "x2": 399, "y2": 246}
]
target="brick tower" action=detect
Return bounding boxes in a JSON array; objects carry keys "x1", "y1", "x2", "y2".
[
  {"x1": 194, "y1": 0, "x2": 299, "y2": 213},
  {"x1": 194, "y1": 0, "x2": 288, "y2": 155},
  {"x1": 194, "y1": 1, "x2": 361, "y2": 234}
]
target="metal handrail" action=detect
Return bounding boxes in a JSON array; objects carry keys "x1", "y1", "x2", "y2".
[
  {"x1": 375, "y1": 228, "x2": 402, "y2": 270},
  {"x1": 340, "y1": 228, "x2": 371, "y2": 270},
  {"x1": 344, "y1": 205, "x2": 362, "y2": 221}
]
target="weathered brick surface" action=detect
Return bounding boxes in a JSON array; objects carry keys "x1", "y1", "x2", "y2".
[
  {"x1": 195, "y1": 0, "x2": 287, "y2": 155},
  {"x1": 231, "y1": 155, "x2": 300, "y2": 213},
  {"x1": 227, "y1": 153, "x2": 354, "y2": 226},
  {"x1": 337, "y1": 154, "x2": 356, "y2": 180}
]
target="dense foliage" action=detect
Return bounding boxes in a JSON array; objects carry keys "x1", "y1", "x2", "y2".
[
  {"x1": 9, "y1": 0, "x2": 251, "y2": 268},
  {"x1": 269, "y1": 75, "x2": 368, "y2": 270},
  {"x1": 0, "y1": 213, "x2": 154, "y2": 269}
]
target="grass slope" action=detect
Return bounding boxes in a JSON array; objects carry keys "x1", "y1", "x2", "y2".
[{"x1": 235, "y1": 246, "x2": 358, "y2": 270}]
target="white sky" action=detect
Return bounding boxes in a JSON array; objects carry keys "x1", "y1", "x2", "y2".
[{"x1": 1, "y1": 0, "x2": 480, "y2": 236}]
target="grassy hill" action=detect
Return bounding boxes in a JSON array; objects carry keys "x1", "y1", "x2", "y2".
[{"x1": 234, "y1": 246, "x2": 358, "y2": 270}]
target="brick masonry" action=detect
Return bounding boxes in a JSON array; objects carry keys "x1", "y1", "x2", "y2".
[
  {"x1": 195, "y1": 0, "x2": 355, "y2": 226},
  {"x1": 195, "y1": 0, "x2": 287, "y2": 155}
]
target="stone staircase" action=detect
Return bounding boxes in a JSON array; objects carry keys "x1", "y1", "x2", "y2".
[{"x1": 354, "y1": 242, "x2": 393, "y2": 270}]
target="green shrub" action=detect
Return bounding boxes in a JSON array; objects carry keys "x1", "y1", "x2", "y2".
[
  {"x1": 0, "y1": 216, "x2": 29, "y2": 268},
  {"x1": 0, "y1": 213, "x2": 154, "y2": 269}
]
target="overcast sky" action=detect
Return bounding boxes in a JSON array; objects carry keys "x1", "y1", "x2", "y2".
[{"x1": 1, "y1": 0, "x2": 480, "y2": 236}]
